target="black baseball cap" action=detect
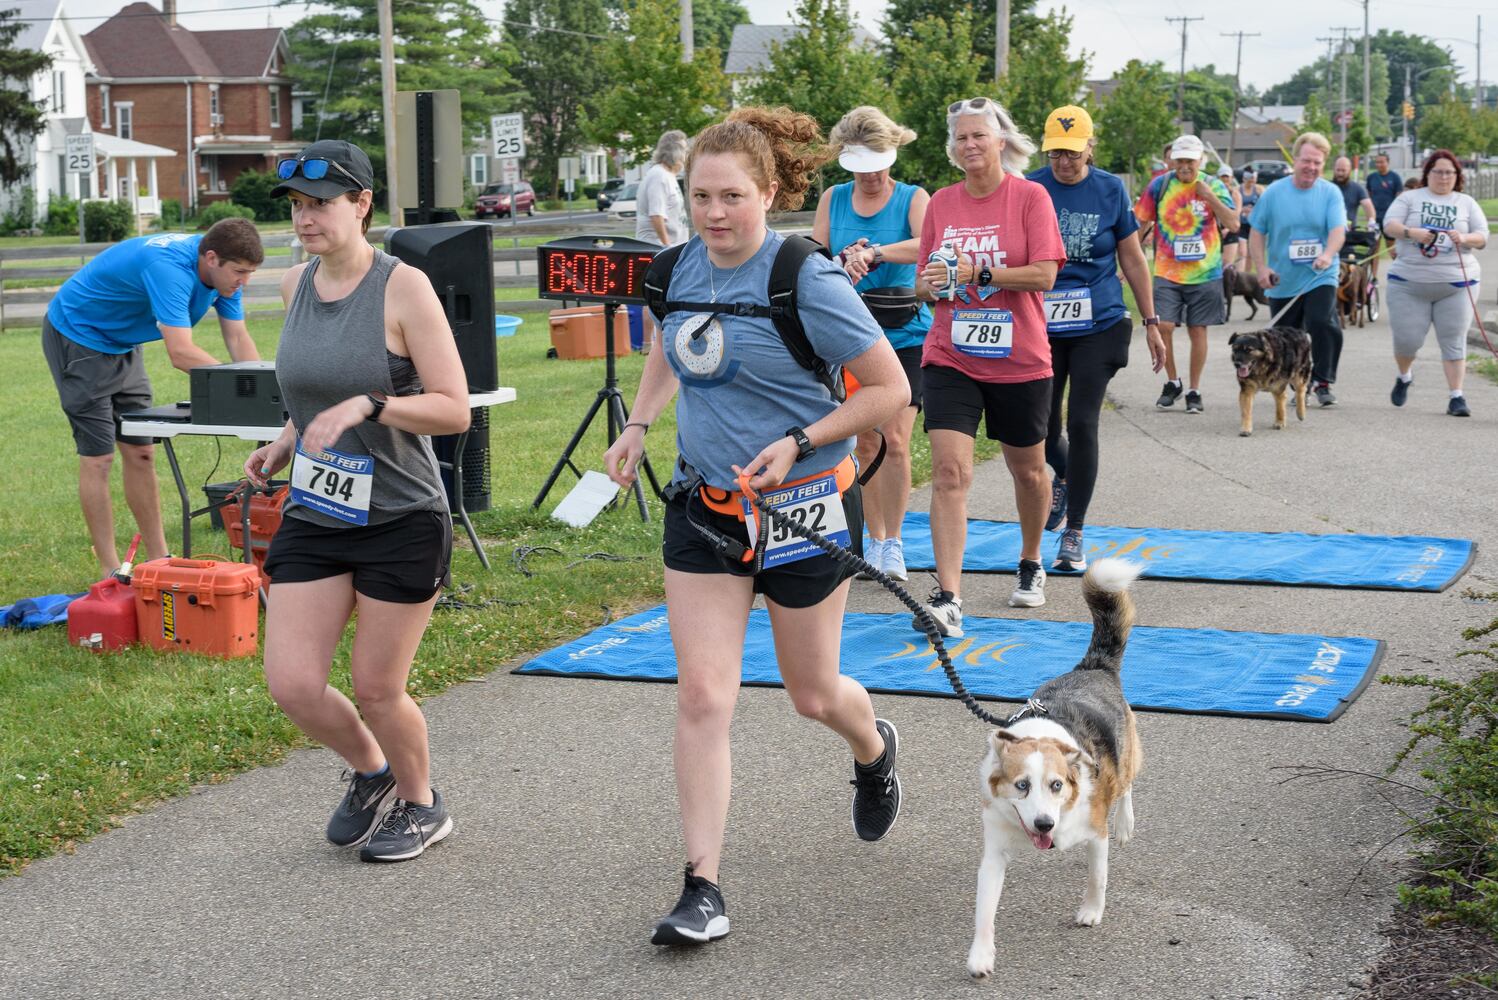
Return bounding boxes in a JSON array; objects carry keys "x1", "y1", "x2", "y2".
[{"x1": 271, "y1": 139, "x2": 375, "y2": 199}]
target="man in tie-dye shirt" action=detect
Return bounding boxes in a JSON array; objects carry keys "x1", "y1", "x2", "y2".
[{"x1": 1133, "y1": 134, "x2": 1239, "y2": 413}]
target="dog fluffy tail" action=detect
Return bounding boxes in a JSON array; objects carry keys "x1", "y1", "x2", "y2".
[{"x1": 1077, "y1": 559, "x2": 1142, "y2": 673}]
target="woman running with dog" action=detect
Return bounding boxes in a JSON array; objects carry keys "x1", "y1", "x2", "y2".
[
  {"x1": 243, "y1": 139, "x2": 470, "y2": 863},
  {"x1": 1380, "y1": 149, "x2": 1488, "y2": 417},
  {"x1": 813, "y1": 106, "x2": 932, "y2": 583},
  {"x1": 913, "y1": 96, "x2": 1066, "y2": 631},
  {"x1": 1027, "y1": 105, "x2": 1165, "y2": 572},
  {"x1": 603, "y1": 106, "x2": 909, "y2": 946}
]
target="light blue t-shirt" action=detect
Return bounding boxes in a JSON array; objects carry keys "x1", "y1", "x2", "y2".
[
  {"x1": 47, "y1": 233, "x2": 245, "y2": 354},
  {"x1": 827, "y1": 181, "x2": 931, "y2": 351},
  {"x1": 1026, "y1": 165, "x2": 1138, "y2": 338},
  {"x1": 1251, "y1": 177, "x2": 1346, "y2": 298},
  {"x1": 661, "y1": 231, "x2": 884, "y2": 491}
]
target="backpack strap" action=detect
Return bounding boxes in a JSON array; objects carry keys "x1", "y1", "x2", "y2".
[
  {"x1": 768, "y1": 234, "x2": 844, "y2": 402},
  {"x1": 643, "y1": 241, "x2": 689, "y2": 324}
]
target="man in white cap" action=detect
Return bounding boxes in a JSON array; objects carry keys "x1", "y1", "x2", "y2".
[{"x1": 1134, "y1": 134, "x2": 1239, "y2": 413}]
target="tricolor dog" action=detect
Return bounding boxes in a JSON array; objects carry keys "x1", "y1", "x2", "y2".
[{"x1": 968, "y1": 559, "x2": 1143, "y2": 980}]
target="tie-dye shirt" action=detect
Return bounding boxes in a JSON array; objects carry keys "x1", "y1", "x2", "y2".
[{"x1": 1134, "y1": 173, "x2": 1234, "y2": 285}]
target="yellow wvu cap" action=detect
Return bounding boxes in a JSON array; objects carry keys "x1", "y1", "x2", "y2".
[{"x1": 1042, "y1": 105, "x2": 1094, "y2": 152}]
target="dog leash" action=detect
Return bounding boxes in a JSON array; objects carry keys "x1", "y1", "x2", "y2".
[
  {"x1": 1260, "y1": 237, "x2": 1393, "y2": 328},
  {"x1": 1454, "y1": 246, "x2": 1496, "y2": 360}
]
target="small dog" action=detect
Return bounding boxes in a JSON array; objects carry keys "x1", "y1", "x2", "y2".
[
  {"x1": 968, "y1": 559, "x2": 1143, "y2": 980},
  {"x1": 1336, "y1": 258, "x2": 1370, "y2": 328},
  {"x1": 1222, "y1": 265, "x2": 1268, "y2": 321},
  {"x1": 1227, "y1": 327, "x2": 1312, "y2": 437}
]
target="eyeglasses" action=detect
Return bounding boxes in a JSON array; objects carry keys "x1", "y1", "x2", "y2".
[
  {"x1": 276, "y1": 156, "x2": 364, "y2": 189},
  {"x1": 1428, "y1": 169, "x2": 1457, "y2": 177},
  {"x1": 1046, "y1": 149, "x2": 1085, "y2": 161},
  {"x1": 948, "y1": 97, "x2": 992, "y2": 115}
]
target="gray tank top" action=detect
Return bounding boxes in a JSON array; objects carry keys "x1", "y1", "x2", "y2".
[{"x1": 277, "y1": 247, "x2": 447, "y2": 528}]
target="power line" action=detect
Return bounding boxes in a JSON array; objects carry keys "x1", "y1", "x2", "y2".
[
  {"x1": 1221, "y1": 30, "x2": 1261, "y2": 165},
  {"x1": 1165, "y1": 15, "x2": 1204, "y2": 123}
]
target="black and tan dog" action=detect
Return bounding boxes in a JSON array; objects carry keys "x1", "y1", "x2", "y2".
[
  {"x1": 1222, "y1": 265, "x2": 1268, "y2": 321},
  {"x1": 1227, "y1": 327, "x2": 1312, "y2": 437}
]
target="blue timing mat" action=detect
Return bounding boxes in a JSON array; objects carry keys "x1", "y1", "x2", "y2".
[
  {"x1": 894, "y1": 513, "x2": 1474, "y2": 592},
  {"x1": 515, "y1": 606, "x2": 1383, "y2": 723}
]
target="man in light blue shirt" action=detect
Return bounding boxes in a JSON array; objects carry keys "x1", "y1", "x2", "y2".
[
  {"x1": 42, "y1": 218, "x2": 263, "y2": 575},
  {"x1": 1248, "y1": 132, "x2": 1346, "y2": 407}
]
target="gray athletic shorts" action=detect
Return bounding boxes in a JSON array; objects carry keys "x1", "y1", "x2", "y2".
[
  {"x1": 41, "y1": 315, "x2": 154, "y2": 456},
  {"x1": 1386, "y1": 277, "x2": 1480, "y2": 362},
  {"x1": 1153, "y1": 276, "x2": 1226, "y2": 327}
]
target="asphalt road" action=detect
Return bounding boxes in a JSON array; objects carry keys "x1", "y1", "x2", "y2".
[{"x1": 2, "y1": 246, "x2": 1495, "y2": 1000}]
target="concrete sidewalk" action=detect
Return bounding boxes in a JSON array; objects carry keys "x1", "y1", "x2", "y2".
[{"x1": 2, "y1": 249, "x2": 1495, "y2": 1000}]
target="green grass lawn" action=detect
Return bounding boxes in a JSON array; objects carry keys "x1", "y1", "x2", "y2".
[
  {"x1": 1482, "y1": 199, "x2": 1498, "y2": 230},
  {"x1": 0, "y1": 314, "x2": 982, "y2": 873}
]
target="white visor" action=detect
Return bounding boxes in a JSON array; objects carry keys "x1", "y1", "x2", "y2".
[{"x1": 838, "y1": 144, "x2": 897, "y2": 173}]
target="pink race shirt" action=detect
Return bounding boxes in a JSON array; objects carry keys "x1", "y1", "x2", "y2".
[{"x1": 919, "y1": 177, "x2": 1066, "y2": 384}]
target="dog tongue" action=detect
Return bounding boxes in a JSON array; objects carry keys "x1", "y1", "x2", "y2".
[
  {"x1": 1236, "y1": 365, "x2": 1252, "y2": 378},
  {"x1": 1028, "y1": 829, "x2": 1054, "y2": 851}
]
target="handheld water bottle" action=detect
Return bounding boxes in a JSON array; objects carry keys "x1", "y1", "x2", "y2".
[{"x1": 928, "y1": 240, "x2": 959, "y2": 301}]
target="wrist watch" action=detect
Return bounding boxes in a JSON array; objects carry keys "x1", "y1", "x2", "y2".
[
  {"x1": 364, "y1": 390, "x2": 387, "y2": 423},
  {"x1": 1144, "y1": 316, "x2": 1160, "y2": 327},
  {"x1": 978, "y1": 266, "x2": 993, "y2": 286},
  {"x1": 870, "y1": 244, "x2": 884, "y2": 265},
  {"x1": 785, "y1": 426, "x2": 816, "y2": 462}
]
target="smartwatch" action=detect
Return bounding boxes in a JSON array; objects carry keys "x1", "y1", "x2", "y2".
[
  {"x1": 785, "y1": 426, "x2": 816, "y2": 462},
  {"x1": 365, "y1": 390, "x2": 388, "y2": 423},
  {"x1": 1144, "y1": 316, "x2": 1161, "y2": 327},
  {"x1": 978, "y1": 266, "x2": 993, "y2": 286}
]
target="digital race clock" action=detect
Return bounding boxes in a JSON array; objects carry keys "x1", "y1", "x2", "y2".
[{"x1": 536, "y1": 235, "x2": 661, "y2": 305}]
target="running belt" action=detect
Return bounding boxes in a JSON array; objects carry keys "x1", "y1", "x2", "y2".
[
  {"x1": 893, "y1": 513, "x2": 1474, "y2": 592},
  {"x1": 515, "y1": 606, "x2": 1384, "y2": 723}
]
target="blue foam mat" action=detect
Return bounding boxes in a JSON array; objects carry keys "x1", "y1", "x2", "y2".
[
  {"x1": 893, "y1": 513, "x2": 1474, "y2": 592},
  {"x1": 515, "y1": 605, "x2": 1383, "y2": 723}
]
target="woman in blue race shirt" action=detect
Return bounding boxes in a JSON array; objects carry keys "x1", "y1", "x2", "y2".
[
  {"x1": 1027, "y1": 106, "x2": 1165, "y2": 570},
  {"x1": 813, "y1": 106, "x2": 932, "y2": 582},
  {"x1": 603, "y1": 107, "x2": 909, "y2": 948}
]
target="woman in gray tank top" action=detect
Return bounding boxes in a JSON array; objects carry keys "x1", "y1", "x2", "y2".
[{"x1": 243, "y1": 140, "x2": 471, "y2": 863}]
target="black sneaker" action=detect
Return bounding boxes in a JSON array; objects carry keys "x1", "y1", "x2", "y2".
[
  {"x1": 1314, "y1": 383, "x2": 1337, "y2": 407},
  {"x1": 850, "y1": 718, "x2": 901, "y2": 842},
  {"x1": 360, "y1": 789, "x2": 453, "y2": 862},
  {"x1": 1184, "y1": 390, "x2": 1203, "y2": 414},
  {"x1": 1155, "y1": 381, "x2": 1184, "y2": 408},
  {"x1": 326, "y1": 766, "x2": 397, "y2": 847},
  {"x1": 1448, "y1": 395, "x2": 1471, "y2": 417},
  {"x1": 1044, "y1": 478, "x2": 1068, "y2": 532},
  {"x1": 1391, "y1": 376, "x2": 1411, "y2": 407},
  {"x1": 651, "y1": 864, "x2": 730, "y2": 945}
]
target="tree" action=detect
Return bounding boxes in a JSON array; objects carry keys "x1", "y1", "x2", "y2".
[
  {"x1": 1301, "y1": 92, "x2": 1333, "y2": 138},
  {"x1": 744, "y1": 0, "x2": 890, "y2": 134},
  {"x1": 1343, "y1": 106, "x2": 1373, "y2": 160},
  {"x1": 0, "y1": 7, "x2": 53, "y2": 187},
  {"x1": 283, "y1": 1, "x2": 515, "y2": 202},
  {"x1": 1475, "y1": 107, "x2": 1498, "y2": 156},
  {"x1": 993, "y1": 7, "x2": 1088, "y2": 143},
  {"x1": 1180, "y1": 65, "x2": 1236, "y2": 132},
  {"x1": 882, "y1": 0, "x2": 1038, "y2": 83},
  {"x1": 1370, "y1": 30, "x2": 1460, "y2": 123},
  {"x1": 1262, "y1": 45, "x2": 1392, "y2": 139},
  {"x1": 1095, "y1": 59, "x2": 1174, "y2": 187},
  {"x1": 889, "y1": 10, "x2": 985, "y2": 191},
  {"x1": 504, "y1": 0, "x2": 610, "y2": 197},
  {"x1": 692, "y1": 0, "x2": 748, "y2": 58},
  {"x1": 1418, "y1": 96, "x2": 1478, "y2": 155},
  {"x1": 584, "y1": 0, "x2": 730, "y2": 162}
]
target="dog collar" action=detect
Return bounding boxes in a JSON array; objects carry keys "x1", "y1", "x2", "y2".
[{"x1": 1004, "y1": 698, "x2": 1049, "y2": 726}]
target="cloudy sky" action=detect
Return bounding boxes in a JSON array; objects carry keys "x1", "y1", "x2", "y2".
[{"x1": 42, "y1": 0, "x2": 1489, "y2": 95}]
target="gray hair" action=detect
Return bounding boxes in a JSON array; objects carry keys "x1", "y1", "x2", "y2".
[
  {"x1": 652, "y1": 130, "x2": 689, "y2": 168},
  {"x1": 946, "y1": 99, "x2": 1036, "y2": 177}
]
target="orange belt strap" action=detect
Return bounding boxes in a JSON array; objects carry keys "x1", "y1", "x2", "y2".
[{"x1": 698, "y1": 454, "x2": 856, "y2": 519}]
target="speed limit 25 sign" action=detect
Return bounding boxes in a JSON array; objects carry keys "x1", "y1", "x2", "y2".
[
  {"x1": 65, "y1": 134, "x2": 95, "y2": 174},
  {"x1": 491, "y1": 114, "x2": 525, "y2": 160}
]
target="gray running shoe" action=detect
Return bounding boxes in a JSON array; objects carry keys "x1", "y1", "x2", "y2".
[
  {"x1": 326, "y1": 766, "x2": 397, "y2": 847},
  {"x1": 360, "y1": 789, "x2": 453, "y2": 863},
  {"x1": 1314, "y1": 383, "x2": 1337, "y2": 407},
  {"x1": 1054, "y1": 529, "x2": 1087, "y2": 572},
  {"x1": 651, "y1": 865, "x2": 729, "y2": 945},
  {"x1": 1156, "y1": 381, "x2": 1184, "y2": 408},
  {"x1": 1448, "y1": 395, "x2": 1471, "y2": 417},
  {"x1": 1045, "y1": 478, "x2": 1068, "y2": 532},
  {"x1": 1184, "y1": 390, "x2": 1203, "y2": 414},
  {"x1": 912, "y1": 585, "x2": 963, "y2": 638}
]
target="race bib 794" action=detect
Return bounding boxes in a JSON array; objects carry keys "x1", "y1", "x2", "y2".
[{"x1": 290, "y1": 443, "x2": 374, "y2": 525}]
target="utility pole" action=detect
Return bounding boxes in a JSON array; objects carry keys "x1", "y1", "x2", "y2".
[
  {"x1": 1362, "y1": 0, "x2": 1371, "y2": 142},
  {"x1": 1165, "y1": 16, "x2": 1204, "y2": 123},
  {"x1": 995, "y1": 0, "x2": 1010, "y2": 82},
  {"x1": 1221, "y1": 30, "x2": 1260, "y2": 167},
  {"x1": 1477, "y1": 15, "x2": 1483, "y2": 111},
  {"x1": 1333, "y1": 26, "x2": 1356, "y2": 146},
  {"x1": 1316, "y1": 35, "x2": 1336, "y2": 100},
  {"x1": 378, "y1": 0, "x2": 398, "y2": 225},
  {"x1": 680, "y1": 0, "x2": 693, "y2": 63}
]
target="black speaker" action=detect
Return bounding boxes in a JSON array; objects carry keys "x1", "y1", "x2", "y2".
[
  {"x1": 432, "y1": 407, "x2": 491, "y2": 514},
  {"x1": 386, "y1": 222, "x2": 497, "y2": 392}
]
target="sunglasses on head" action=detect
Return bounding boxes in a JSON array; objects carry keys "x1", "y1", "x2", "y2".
[
  {"x1": 276, "y1": 156, "x2": 364, "y2": 189},
  {"x1": 1046, "y1": 149, "x2": 1086, "y2": 161},
  {"x1": 948, "y1": 97, "x2": 992, "y2": 115}
]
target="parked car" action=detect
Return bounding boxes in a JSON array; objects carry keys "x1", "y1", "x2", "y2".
[
  {"x1": 607, "y1": 182, "x2": 640, "y2": 221},
  {"x1": 474, "y1": 181, "x2": 536, "y2": 219},
  {"x1": 596, "y1": 177, "x2": 626, "y2": 212},
  {"x1": 1235, "y1": 159, "x2": 1290, "y2": 185}
]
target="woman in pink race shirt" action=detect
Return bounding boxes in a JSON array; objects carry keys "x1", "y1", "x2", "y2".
[{"x1": 912, "y1": 97, "x2": 1066, "y2": 636}]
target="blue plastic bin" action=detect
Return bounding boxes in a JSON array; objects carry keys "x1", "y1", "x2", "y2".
[
  {"x1": 626, "y1": 305, "x2": 644, "y2": 351},
  {"x1": 495, "y1": 315, "x2": 522, "y2": 338}
]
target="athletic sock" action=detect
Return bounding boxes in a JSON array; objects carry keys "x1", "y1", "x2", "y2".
[
  {"x1": 1450, "y1": 389, "x2": 1465, "y2": 399},
  {"x1": 357, "y1": 762, "x2": 390, "y2": 780},
  {"x1": 1397, "y1": 372, "x2": 1413, "y2": 383},
  {"x1": 1167, "y1": 378, "x2": 1182, "y2": 388}
]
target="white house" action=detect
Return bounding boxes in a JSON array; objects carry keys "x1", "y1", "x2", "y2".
[{"x1": 725, "y1": 23, "x2": 879, "y2": 97}]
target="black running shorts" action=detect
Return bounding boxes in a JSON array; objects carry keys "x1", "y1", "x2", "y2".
[
  {"x1": 894, "y1": 345, "x2": 924, "y2": 411},
  {"x1": 662, "y1": 485, "x2": 863, "y2": 609},
  {"x1": 264, "y1": 509, "x2": 452, "y2": 604},
  {"x1": 921, "y1": 365, "x2": 1052, "y2": 447}
]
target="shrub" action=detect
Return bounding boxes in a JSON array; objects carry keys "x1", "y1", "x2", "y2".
[
  {"x1": 196, "y1": 200, "x2": 255, "y2": 229},
  {"x1": 160, "y1": 199, "x2": 186, "y2": 229},
  {"x1": 43, "y1": 194, "x2": 79, "y2": 235},
  {"x1": 229, "y1": 170, "x2": 289, "y2": 222},
  {"x1": 1, "y1": 187, "x2": 37, "y2": 234},
  {"x1": 82, "y1": 199, "x2": 135, "y2": 243}
]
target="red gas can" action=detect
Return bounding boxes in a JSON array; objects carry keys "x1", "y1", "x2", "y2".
[{"x1": 67, "y1": 577, "x2": 139, "y2": 652}]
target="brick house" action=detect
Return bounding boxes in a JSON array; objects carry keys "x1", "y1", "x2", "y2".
[{"x1": 83, "y1": 0, "x2": 300, "y2": 211}]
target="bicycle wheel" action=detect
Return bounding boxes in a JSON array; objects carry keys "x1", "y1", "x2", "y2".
[{"x1": 1366, "y1": 281, "x2": 1380, "y2": 322}]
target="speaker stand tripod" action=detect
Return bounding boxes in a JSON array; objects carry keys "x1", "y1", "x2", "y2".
[{"x1": 532, "y1": 301, "x2": 661, "y2": 520}]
